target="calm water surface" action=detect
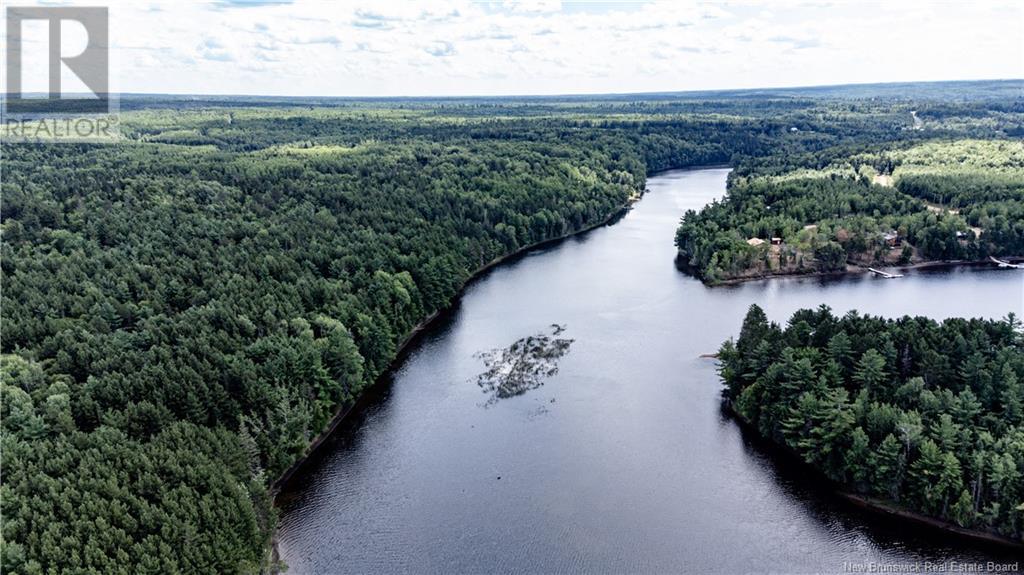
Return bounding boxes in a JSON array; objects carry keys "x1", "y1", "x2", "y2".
[{"x1": 277, "y1": 168, "x2": 1024, "y2": 574}]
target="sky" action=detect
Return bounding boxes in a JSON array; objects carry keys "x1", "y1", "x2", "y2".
[{"x1": 7, "y1": 0, "x2": 1024, "y2": 97}]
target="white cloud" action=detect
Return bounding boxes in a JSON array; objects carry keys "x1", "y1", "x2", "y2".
[
  {"x1": 503, "y1": 0, "x2": 563, "y2": 14},
  {"x1": 5, "y1": 0, "x2": 1020, "y2": 97}
]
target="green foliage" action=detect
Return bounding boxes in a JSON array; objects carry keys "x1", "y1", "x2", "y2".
[
  {"x1": 677, "y1": 139, "x2": 1024, "y2": 282},
  {"x1": 721, "y1": 305, "x2": 1024, "y2": 540},
  {"x1": 5, "y1": 85, "x2": 1023, "y2": 570},
  {"x1": 2, "y1": 108, "x2": 656, "y2": 572},
  {"x1": 7, "y1": 92, "x2": 805, "y2": 571}
]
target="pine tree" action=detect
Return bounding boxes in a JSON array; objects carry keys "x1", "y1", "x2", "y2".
[
  {"x1": 844, "y1": 427, "x2": 872, "y2": 488},
  {"x1": 853, "y1": 349, "x2": 887, "y2": 394},
  {"x1": 951, "y1": 489, "x2": 976, "y2": 527},
  {"x1": 873, "y1": 433, "x2": 905, "y2": 499},
  {"x1": 998, "y1": 364, "x2": 1022, "y2": 425}
]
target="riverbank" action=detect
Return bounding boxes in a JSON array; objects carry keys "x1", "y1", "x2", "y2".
[
  {"x1": 268, "y1": 166, "x2": 747, "y2": 489},
  {"x1": 266, "y1": 189, "x2": 647, "y2": 571},
  {"x1": 274, "y1": 166, "x2": 1023, "y2": 573},
  {"x1": 838, "y1": 493, "x2": 1024, "y2": 551},
  {"x1": 269, "y1": 192, "x2": 642, "y2": 495},
  {"x1": 706, "y1": 256, "x2": 1024, "y2": 286},
  {"x1": 722, "y1": 402, "x2": 1024, "y2": 552}
]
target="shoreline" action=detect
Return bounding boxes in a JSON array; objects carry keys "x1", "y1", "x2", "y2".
[
  {"x1": 722, "y1": 402, "x2": 1024, "y2": 552},
  {"x1": 837, "y1": 492, "x2": 1024, "y2": 551},
  {"x1": 269, "y1": 192, "x2": 641, "y2": 496},
  {"x1": 265, "y1": 163, "x2": 1019, "y2": 570},
  {"x1": 705, "y1": 256, "x2": 1024, "y2": 286},
  {"x1": 267, "y1": 161, "x2": 731, "y2": 496},
  {"x1": 265, "y1": 163, "x2": 733, "y2": 570},
  {"x1": 265, "y1": 183, "x2": 653, "y2": 570}
]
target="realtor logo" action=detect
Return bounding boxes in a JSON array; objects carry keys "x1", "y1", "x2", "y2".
[{"x1": 4, "y1": 6, "x2": 110, "y2": 114}]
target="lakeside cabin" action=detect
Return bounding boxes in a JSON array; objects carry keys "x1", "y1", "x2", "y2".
[{"x1": 883, "y1": 230, "x2": 902, "y2": 247}]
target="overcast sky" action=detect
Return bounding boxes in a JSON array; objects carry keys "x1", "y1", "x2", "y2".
[{"x1": 10, "y1": 0, "x2": 1024, "y2": 97}]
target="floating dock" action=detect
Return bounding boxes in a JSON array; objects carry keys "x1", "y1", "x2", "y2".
[
  {"x1": 989, "y1": 256, "x2": 1023, "y2": 269},
  {"x1": 867, "y1": 267, "x2": 904, "y2": 279}
]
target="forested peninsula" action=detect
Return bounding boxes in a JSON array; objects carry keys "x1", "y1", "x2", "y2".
[
  {"x1": 2, "y1": 80, "x2": 1023, "y2": 572},
  {"x1": 675, "y1": 139, "x2": 1024, "y2": 284},
  {"x1": 719, "y1": 305, "x2": 1024, "y2": 546}
]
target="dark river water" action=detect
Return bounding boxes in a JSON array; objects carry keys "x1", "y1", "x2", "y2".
[{"x1": 277, "y1": 168, "x2": 1024, "y2": 574}]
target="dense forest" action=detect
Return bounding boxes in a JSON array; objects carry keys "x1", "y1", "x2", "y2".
[
  {"x1": 675, "y1": 139, "x2": 1024, "y2": 283},
  {"x1": 2, "y1": 82, "x2": 1023, "y2": 572},
  {"x1": 719, "y1": 305, "x2": 1024, "y2": 542},
  {"x1": 1, "y1": 133, "x2": 647, "y2": 573}
]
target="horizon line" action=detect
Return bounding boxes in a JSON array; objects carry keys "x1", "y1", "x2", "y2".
[{"x1": 10, "y1": 77, "x2": 1020, "y2": 102}]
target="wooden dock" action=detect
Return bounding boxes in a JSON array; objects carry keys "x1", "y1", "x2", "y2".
[
  {"x1": 989, "y1": 256, "x2": 1023, "y2": 269},
  {"x1": 867, "y1": 267, "x2": 904, "y2": 279}
]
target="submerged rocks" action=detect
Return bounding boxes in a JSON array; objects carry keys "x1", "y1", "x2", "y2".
[{"x1": 473, "y1": 324, "x2": 573, "y2": 406}]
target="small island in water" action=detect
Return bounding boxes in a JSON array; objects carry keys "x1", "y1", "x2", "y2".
[{"x1": 474, "y1": 324, "x2": 573, "y2": 406}]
